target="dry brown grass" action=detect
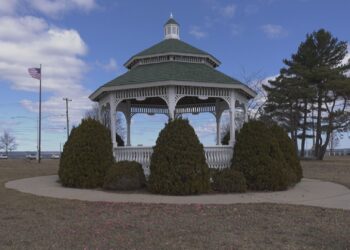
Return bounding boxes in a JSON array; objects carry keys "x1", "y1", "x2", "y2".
[
  {"x1": 1, "y1": 159, "x2": 350, "y2": 249},
  {"x1": 301, "y1": 156, "x2": 350, "y2": 188}
]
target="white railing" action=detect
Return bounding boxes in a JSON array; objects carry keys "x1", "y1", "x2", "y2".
[
  {"x1": 327, "y1": 148, "x2": 350, "y2": 156},
  {"x1": 204, "y1": 146, "x2": 233, "y2": 169},
  {"x1": 303, "y1": 148, "x2": 350, "y2": 157},
  {"x1": 114, "y1": 146, "x2": 153, "y2": 176},
  {"x1": 114, "y1": 145, "x2": 233, "y2": 175}
]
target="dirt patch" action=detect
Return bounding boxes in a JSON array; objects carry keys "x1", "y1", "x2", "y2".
[{"x1": 1, "y1": 159, "x2": 350, "y2": 249}]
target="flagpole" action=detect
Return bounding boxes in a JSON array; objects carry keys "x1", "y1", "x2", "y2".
[{"x1": 38, "y1": 64, "x2": 42, "y2": 163}]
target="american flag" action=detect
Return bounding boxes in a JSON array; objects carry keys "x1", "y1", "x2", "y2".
[{"x1": 28, "y1": 67, "x2": 41, "y2": 80}]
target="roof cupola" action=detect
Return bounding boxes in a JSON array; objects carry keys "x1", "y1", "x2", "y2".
[{"x1": 164, "y1": 13, "x2": 180, "y2": 40}]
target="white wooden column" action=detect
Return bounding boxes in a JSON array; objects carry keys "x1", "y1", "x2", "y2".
[
  {"x1": 126, "y1": 100, "x2": 131, "y2": 146},
  {"x1": 167, "y1": 86, "x2": 176, "y2": 120},
  {"x1": 244, "y1": 101, "x2": 249, "y2": 122},
  {"x1": 229, "y1": 91, "x2": 236, "y2": 146},
  {"x1": 215, "y1": 100, "x2": 222, "y2": 145},
  {"x1": 216, "y1": 115, "x2": 221, "y2": 145},
  {"x1": 109, "y1": 93, "x2": 117, "y2": 148},
  {"x1": 98, "y1": 103, "x2": 103, "y2": 124}
]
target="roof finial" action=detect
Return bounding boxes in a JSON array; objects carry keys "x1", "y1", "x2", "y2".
[{"x1": 170, "y1": 12, "x2": 173, "y2": 18}]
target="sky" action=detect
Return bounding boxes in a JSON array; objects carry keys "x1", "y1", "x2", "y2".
[{"x1": 0, "y1": 0, "x2": 350, "y2": 151}]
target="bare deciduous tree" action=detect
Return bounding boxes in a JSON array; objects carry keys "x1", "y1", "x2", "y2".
[
  {"x1": 329, "y1": 131, "x2": 342, "y2": 155},
  {"x1": 84, "y1": 103, "x2": 125, "y2": 139},
  {"x1": 240, "y1": 68, "x2": 269, "y2": 120},
  {"x1": 84, "y1": 104, "x2": 99, "y2": 120},
  {"x1": 217, "y1": 69, "x2": 270, "y2": 144},
  {"x1": 0, "y1": 130, "x2": 17, "y2": 155}
]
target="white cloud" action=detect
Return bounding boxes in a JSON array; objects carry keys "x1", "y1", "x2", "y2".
[
  {"x1": 27, "y1": 0, "x2": 98, "y2": 16},
  {"x1": 71, "y1": 0, "x2": 97, "y2": 10},
  {"x1": 343, "y1": 44, "x2": 350, "y2": 76},
  {"x1": 244, "y1": 4, "x2": 259, "y2": 15},
  {"x1": 195, "y1": 122, "x2": 216, "y2": 135},
  {"x1": 20, "y1": 94, "x2": 91, "y2": 126},
  {"x1": 261, "y1": 24, "x2": 288, "y2": 39},
  {"x1": 99, "y1": 58, "x2": 118, "y2": 72},
  {"x1": 0, "y1": 16, "x2": 48, "y2": 42},
  {"x1": 219, "y1": 4, "x2": 236, "y2": 18},
  {"x1": 0, "y1": 0, "x2": 18, "y2": 14},
  {"x1": 189, "y1": 26, "x2": 207, "y2": 39},
  {"x1": 203, "y1": 1, "x2": 238, "y2": 37},
  {"x1": 0, "y1": 0, "x2": 98, "y2": 17},
  {"x1": 0, "y1": 119, "x2": 21, "y2": 131},
  {"x1": 0, "y1": 15, "x2": 92, "y2": 126},
  {"x1": 204, "y1": 16, "x2": 216, "y2": 28},
  {"x1": 207, "y1": 0, "x2": 237, "y2": 19},
  {"x1": 342, "y1": 44, "x2": 350, "y2": 64},
  {"x1": 230, "y1": 24, "x2": 242, "y2": 36}
]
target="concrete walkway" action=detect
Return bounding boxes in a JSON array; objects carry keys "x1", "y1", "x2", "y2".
[{"x1": 5, "y1": 175, "x2": 350, "y2": 210}]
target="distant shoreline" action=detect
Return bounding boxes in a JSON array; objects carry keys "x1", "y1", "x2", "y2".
[{"x1": 0, "y1": 151, "x2": 60, "y2": 159}]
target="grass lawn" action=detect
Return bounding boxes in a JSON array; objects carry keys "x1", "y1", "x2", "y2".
[
  {"x1": 302, "y1": 156, "x2": 350, "y2": 189},
  {"x1": 0, "y1": 159, "x2": 350, "y2": 249}
]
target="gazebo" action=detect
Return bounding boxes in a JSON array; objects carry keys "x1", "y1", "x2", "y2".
[{"x1": 89, "y1": 15, "x2": 256, "y2": 175}]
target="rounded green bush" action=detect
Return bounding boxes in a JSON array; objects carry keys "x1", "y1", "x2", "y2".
[
  {"x1": 232, "y1": 120, "x2": 290, "y2": 191},
  {"x1": 211, "y1": 168, "x2": 247, "y2": 193},
  {"x1": 58, "y1": 118, "x2": 114, "y2": 188},
  {"x1": 269, "y1": 124, "x2": 303, "y2": 183},
  {"x1": 103, "y1": 161, "x2": 146, "y2": 190},
  {"x1": 148, "y1": 118, "x2": 210, "y2": 195}
]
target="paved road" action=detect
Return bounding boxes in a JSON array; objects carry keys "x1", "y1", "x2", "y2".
[{"x1": 5, "y1": 175, "x2": 350, "y2": 210}]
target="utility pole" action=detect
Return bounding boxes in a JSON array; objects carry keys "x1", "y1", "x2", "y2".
[
  {"x1": 38, "y1": 64, "x2": 42, "y2": 163},
  {"x1": 63, "y1": 98, "x2": 72, "y2": 140}
]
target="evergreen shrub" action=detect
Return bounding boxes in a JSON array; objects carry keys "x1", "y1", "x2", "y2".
[
  {"x1": 270, "y1": 124, "x2": 303, "y2": 183},
  {"x1": 232, "y1": 120, "x2": 291, "y2": 191},
  {"x1": 58, "y1": 118, "x2": 114, "y2": 188},
  {"x1": 148, "y1": 118, "x2": 210, "y2": 195},
  {"x1": 103, "y1": 161, "x2": 146, "y2": 190},
  {"x1": 211, "y1": 168, "x2": 247, "y2": 193}
]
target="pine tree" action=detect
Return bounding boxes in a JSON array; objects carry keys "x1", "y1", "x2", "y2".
[
  {"x1": 305, "y1": 30, "x2": 350, "y2": 159},
  {"x1": 263, "y1": 75, "x2": 303, "y2": 151},
  {"x1": 264, "y1": 29, "x2": 350, "y2": 159}
]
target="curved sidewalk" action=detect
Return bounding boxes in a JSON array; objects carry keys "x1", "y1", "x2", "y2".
[{"x1": 5, "y1": 175, "x2": 350, "y2": 210}]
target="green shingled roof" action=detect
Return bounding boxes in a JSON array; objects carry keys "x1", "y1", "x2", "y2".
[
  {"x1": 127, "y1": 39, "x2": 220, "y2": 65},
  {"x1": 164, "y1": 18, "x2": 179, "y2": 26},
  {"x1": 103, "y1": 62, "x2": 242, "y2": 87}
]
